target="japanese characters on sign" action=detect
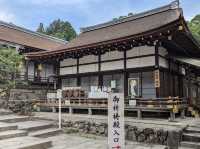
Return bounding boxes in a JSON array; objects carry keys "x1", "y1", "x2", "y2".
[
  {"x1": 108, "y1": 93, "x2": 125, "y2": 149},
  {"x1": 154, "y1": 69, "x2": 160, "y2": 88}
]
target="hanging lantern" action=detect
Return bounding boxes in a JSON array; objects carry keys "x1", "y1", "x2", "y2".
[
  {"x1": 38, "y1": 64, "x2": 43, "y2": 71},
  {"x1": 178, "y1": 25, "x2": 183, "y2": 31}
]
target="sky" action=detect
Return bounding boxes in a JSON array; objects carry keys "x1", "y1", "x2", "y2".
[{"x1": 0, "y1": 0, "x2": 199, "y2": 33}]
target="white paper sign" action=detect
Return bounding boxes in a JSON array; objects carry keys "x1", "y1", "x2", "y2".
[
  {"x1": 47, "y1": 93, "x2": 57, "y2": 99},
  {"x1": 129, "y1": 100, "x2": 136, "y2": 106},
  {"x1": 108, "y1": 93, "x2": 125, "y2": 149},
  {"x1": 57, "y1": 89, "x2": 62, "y2": 99},
  {"x1": 111, "y1": 80, "x2": 116, "y2": 89}
]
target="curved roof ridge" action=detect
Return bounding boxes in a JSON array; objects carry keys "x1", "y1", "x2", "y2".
[{"x1": 80, "y1": 0, "x2": 180, "y2": 33}]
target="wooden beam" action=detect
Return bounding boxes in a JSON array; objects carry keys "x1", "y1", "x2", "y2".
[
  {"x1": 155, "y1": 43, "x2": 160, "y2": 98},
  {"x1": 123, "y1": 49, "x2": 128, "y2": 97}
]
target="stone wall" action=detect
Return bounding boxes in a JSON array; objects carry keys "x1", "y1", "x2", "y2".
[
  {"x1": 62, "y1": 120, "x2": 183, "y2": 149},
  {"x1": 9, "y1": 89, "x2": 48, "y2": 101}
]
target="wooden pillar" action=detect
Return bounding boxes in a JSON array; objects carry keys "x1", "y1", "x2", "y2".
[
  {"x1": 77, "y1": 57, "x2": 80, "y2": 87},
  {"x1": 25, "y1": 60, "x2": 29, "y2": 81},
  {"x1": 168, "y1": 59, "x2": 172, "y2": 96},
  {"x1": 55, "y1": 60, "x2": 61, "y2": 89},
  {"x1": 98, "y1": 51, "x2": 103, "y2": 88},
  {"x1": 140, "y1": 72, "x2": 143, "y2": 97},
  {"x1": 77, "y1": 57, "x2": 79, "y2": 74},
  {"x1": 137, "y1": 109, "x2": 142, "y2": 119},
  {"x1": 123, "y1": 50, "x2": 128, "y2": 98},
  {"x1": 69, "y1": 107, "x2": 73, "y2": 114},
  {"x1": 88, "y1": 108, "x2": 92, "y2": 115},
  {"x1": 170, "y1": 110, "x2": 175, "y2": 121},
  {"x1": 181, "y1": 109, "x2": 185, "y2": 119},
  {"x1": 77, "y1": 76, "x2": 81, "y2": 87},
  {"x1": 155, "y1": 43, "x2": 160, "y2": 98}
]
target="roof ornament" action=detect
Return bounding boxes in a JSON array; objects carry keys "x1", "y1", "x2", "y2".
[{"x1": 170, "y1": 0, "x2": 180, "y2": 9}]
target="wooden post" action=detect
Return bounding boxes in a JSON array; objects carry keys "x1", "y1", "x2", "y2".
[
  {"x1": 52, "y1": 107, "x2": 56, "y2": 113},
  {"x1": 181, "y1": 109, "x2": 185, "y2": 119},
  {"x1": 155, "y1": 43, "x2": 160, "y2": 98},
  {"x1": 170, "y1": 110, "x2": 175, "y2": 121},
  {"x1": 88, "y1": 108, "x2": 92, "y2": 115},
  {"x1": 137, "y1": 109, "x2": 142, "y2": 119},
  {"x1": 123, "y1": 50, "x2": 128, "y2": 98},
  {"x1": 25, "y1": 60, "x2": 29, "y2": 81},
  {"x1": 69, "y1": 107, "x2": 73, "y2": 114}
]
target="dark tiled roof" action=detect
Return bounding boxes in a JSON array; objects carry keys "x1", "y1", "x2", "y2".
[
  {"x1": 57, "y1": 9, "x2": 181, "y2": 51},
  {"x1": 27, "y1": 1, "x2": 194, "y2": 58},
  {"x1": 0, "y1": 21, "x2": 67, "y2": 50}
]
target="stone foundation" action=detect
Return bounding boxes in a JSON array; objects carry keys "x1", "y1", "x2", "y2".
[
  {"x1": 62, "y1": 120, "x2": 183, "y2": 148},
  {"x1": 9, "y1": 89, "x2": 48, "y2": 101}
]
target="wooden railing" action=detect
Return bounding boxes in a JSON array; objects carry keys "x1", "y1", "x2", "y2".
[
  {"x1": 37, "y1": 98, "x2": 108, "y2": 108},
  {"x1": 125, "y1": 97, "x2": 188, "y2": 109},
  {"x1": 15, "y1": 75, "x2": 54, "y2": 83},
  {"x1": 37, "y1": 97, "x2": 188, "y2": 110}
]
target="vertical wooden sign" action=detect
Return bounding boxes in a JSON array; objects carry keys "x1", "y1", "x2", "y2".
[
  {"x1": 154, "y1": 70, "x2": 160, "y2": 88},
  {"x1": 108, "y1": 93, "x2": 125, "y2": 149}
]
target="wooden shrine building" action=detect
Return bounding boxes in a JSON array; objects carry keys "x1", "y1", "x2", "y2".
[
  {"x1": 0, "y1": 20, "x2": 67, "y2": 87},
  {"x1": 25, "y1": 1, "x2": 200, "y2": 117}
]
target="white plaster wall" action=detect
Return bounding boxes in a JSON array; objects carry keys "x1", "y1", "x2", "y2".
[
  {"x1": 101, "y1": 50, "x2": 123, "y2": 61},
  {"x1": 20, "y1": 63, "x2": 26, "y2": 76},
  {"x1": 127, "y1": 56, "x2": 155, "y2": 68},
  {"x1": 60, "y1": 58, "x2": 77, "y2": 67},
  {"x1": 28, "y1": 62, "x2": 34, "y2": 76},
  {"x1": 159, "y1": 57, "x2": 169, "y2": 68},
  {"x1": 60, "y1": 66, "x2": 77, "y2": 75},
  {"x1": 159, "y1": 46, "x2": 168, "y2": 56},
  {"x1": 101, "y1": 60, "x2": 124, "y2": 71},
  {"x1": 79, "y1": 64, "x2": 98, "y2": 73},
  {"x1": 79, "y1": 55, "x2": 98, "y2": 64},
  {"x1": 127, "y1": 46, "x2": 155, "y2": 57}
]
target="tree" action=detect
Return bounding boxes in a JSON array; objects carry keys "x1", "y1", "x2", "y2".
[
  {"x1": 36, "y1": 23, "x2": 45, "y2": 33},
  {"x1": 0, "y1": 47, "x2": 24, "y2": 103},
  {"x1": 188, "y1": 15, "x2": 200, "y2": 43},
  {"x1": 37, "y1": 19, "x2": 77, "y2": 41}
]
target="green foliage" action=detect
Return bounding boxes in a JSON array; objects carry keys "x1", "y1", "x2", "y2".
[
  {"x1": 0, "y1": 47, "x2": 24, "y2": 97},
  {"x1": 37, "y1": 19, "x2": 77, "y2": 41},
  {"x1": 36, "y1": 23, "x2": 45, "y2": 33},
  {"x1": 188, "y1": 15, "x2": 200, "y2": 43}
]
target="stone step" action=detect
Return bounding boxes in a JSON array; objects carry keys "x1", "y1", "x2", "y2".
[
  {"x1": 16, "y1": 120, "x2": 55, "y2": 132},
  {"x1": 0, "y1": 122, "x2": 18, "y2": 132},
  {"x1": 0, "y1": 115, "x2": 30, "y2": 123},
  {"x1": 0, "y1": 109, "x2": 13, "y2": 115},
  {"x1": 29, "y1": 128, "x2": 62, "y2": 138},
  {"x1": 0, "y1": 136, "x2": 52, "y2": 149},
  {"x1": 183, "y1": 133, "x2": 200, "y2": 142},
  {"x1": 185, "y1": 127, "x2": 200, "y2": 133},
  {"x1": 0, "y1": 130, "x2": 28, "y2": 140},
  {"x1": 181, "y1": 141, "x2": 200, "y2": 149}
]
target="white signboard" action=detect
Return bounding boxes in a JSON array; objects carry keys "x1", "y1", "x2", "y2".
[
  {"x1": 111, "y1": 80, "x2": 116, "y2": 89},
  {"x1": 56, "y1": 89, "x2": 62, "y2": 129},
  {"x1": 47, "y1": 93, "x2": 57, "y2": 99},
  {"x1": 57, "y1": 89, "x2": 62, "y2": 99},
  {"x1": 108, "y1": 93, "x2": 125, "y2": 149},
  {"x1": 129, "y1": 100, "x2": 136, "y2": 106}
]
